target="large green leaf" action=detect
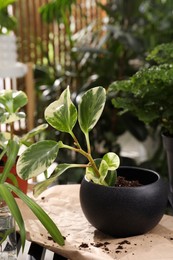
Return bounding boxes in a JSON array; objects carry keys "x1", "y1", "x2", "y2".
[
  {"x1": 16, "y1": 140, "x2": 59, "y2": 180},
  {"x1": 44, "y1": 86, "x2": 77, "y2": 134},
  {"x1": 78, "y1": 87, "x2": 106, "y2": 135},
  {"x1": 0, "y1": 184, "x2": 26, "y2": 251},
  {"x1": 0, "y1": 90, "x2": 28, "y2": 113},
  {"x1": 6, "y1": 183, "x2": 64, "y2": 246}
]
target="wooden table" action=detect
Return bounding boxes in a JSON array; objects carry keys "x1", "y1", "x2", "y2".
[{"x1": 17, "y1": 184, "x2": 173, "y2": 260}]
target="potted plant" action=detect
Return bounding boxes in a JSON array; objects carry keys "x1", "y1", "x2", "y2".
[
  {"x1": 0, "y1": 89, "x2": 64, "y2": 257},
  {"x1": 0, "y1": 89, "x2": 48, "y2": 194},
  {"x1": 16, "y1": 86, "x2": 168, "y2": 238},
  {"x1": 108, "y1": 42, "x2": 173, "y2": 206}
]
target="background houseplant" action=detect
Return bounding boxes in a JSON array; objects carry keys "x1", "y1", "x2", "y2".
[
  {"x1": 16, "y1": 86, "x2": 167, "y2": 237},
  {"x1": 0, "y1": 89, "x2": 48, "y2": 193},
  {"x1": 108, "y1": 42, "x2": 173, "y2": 205},
  {"x1": 35, "y1": 0, "x2": 173, "y2": 181},
  {"x1": 0, "y1": 0, "x2": 17, "y2": 34},
  {"x1": 0, "y1": 89, "x2": 64, "y2": 252}
]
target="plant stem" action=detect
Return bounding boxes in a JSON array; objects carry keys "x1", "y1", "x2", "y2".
[
  {"x1": 10, "y1": 122, "x2": 14, "y2": 140},
  {"x1": 61, "y1": 143, "x2": 100, "y2": 178},
  {"x1": 85, "y1": 132, "x2": 91, "y2": 154}
]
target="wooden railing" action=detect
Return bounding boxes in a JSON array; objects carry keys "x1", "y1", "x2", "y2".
[
  {"x1": 0, "y1": 1, "x2": 105, "y2": 134},
  {"x1": 13, "y1": 0, "x2": 105, "y2": 68}
]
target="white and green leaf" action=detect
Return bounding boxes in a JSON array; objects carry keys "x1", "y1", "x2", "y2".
[
  {"x1": 0, "y1": 90, "x2": 27, "y2": 113},
  {"x1": 21, "y1": 123, "x2": 48, "y2": 143},
  {"x1": 0, "y1": 111, "x2": 26, "y2": 124},
  {"x1": 16, "y1": 140, "x2": 59, "y2": 180},
  {"x1": 103, "y1": 152, "x2": 120, "y2": 170},
  {"x1": 78, "y1": 87, "x2": 106, "y2": 135},
  {"x1": 99, "y1": 159, "x2": 109, "y2": 185},
  {"x1": 45, "y1": 86, "x2": 77, "y2": 134}
]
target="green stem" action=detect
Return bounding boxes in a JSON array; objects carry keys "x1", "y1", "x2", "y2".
[
  {"x1": 85, "y1": 132, "x2": 91, "y2": 154},
  {"x1": 10, "y1": 122, "x2": 14, "y2": 140},
  {"x1": 70, "y1": 131, "x2": 82, "y2": 149},
  {"x1": 61, "y1": 143, "x2": 100, "y2": 178}
]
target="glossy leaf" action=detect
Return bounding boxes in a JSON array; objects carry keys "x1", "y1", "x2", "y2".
[
  {"x1": 21, "y1": 124, "x2": 48, "y2": 143},
  {"x1": 78, "y1": 87, "x2": 106, "y2": 135},
  {"x1": 0, "y1": 90, "x2": 27, "y2": 113},
  {"x1": 17, "y1": 140, "x2": 59, "y2": 180},
  {"x1": 85, "y1": 166, "x2": 101, "y2": 184},
  {"x1": 0, "y1": 111, "x2": 26, "y2": 124},
  {"x1": 99, "y1": 159, "x2": 109, "y2": 185},
  {"x1": 105, "y1": 170, "x2": 117, "y2": 186},
  {"x1": 45, "y1": 86, "x2": 77, "y2": 134},
  {"x1": 103, "y1": 152, "x2": 120, "y2": 170}
]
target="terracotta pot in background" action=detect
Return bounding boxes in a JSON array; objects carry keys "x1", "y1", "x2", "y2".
[{"x1": 0, "y1": 164, "x2": 28, "y2": 197}]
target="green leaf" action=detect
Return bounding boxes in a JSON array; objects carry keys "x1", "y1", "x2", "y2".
[
  {"x1": 16, "y1": 140, "x2": 59, "y2": 180},
  {"x1": 78, "y1": 87, "x2": 106, "y2": 135},
  {"x1": 86, "y1": 166, "x2": 101, "y2": 184},
  {"x1": 45, "y1": 86, "x2": 77, "y2": 134},
  {"x1": 103, "y1": 152, "x2": 120, "y2": 170},
  {"x1": 0, "y1": 140, "x2": 19, "y2": 184},
  {"x1": 21, "y1": 124, "x2": 48, "y2": 143},
  {"x1": 105, "y1": 171, "x2": 117, "y2": 186},
  {"x1": 6, "y1": 183, "x2": 64, "y2": 246},
  {"x1": 6, "y1": 172, "x2": 18, "y2": 187},
  {"x1": 0, "y1": 90, "x2": 27, "y2": 114},
  {"x1": 33, "y1": 163, "x2": 84, "y2": 197},
  {"x1": 99, "y1": 159, "x2": 109, "y2": 185},
  {"x1": 0, "y1": 111, "x2": 26, "y2": 124},
  {"x1": 0, "y1": 184, "x2": 26, "y2": 251},
  {"x1": 85, "y1": 158, "x2": 101, "y2": 184},
  {"x1": 33, "y1": 176, "x2": 58, "y2": 197}
]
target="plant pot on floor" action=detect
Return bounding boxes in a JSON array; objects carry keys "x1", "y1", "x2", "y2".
[
  {"x1": 162, "y1": 133, "x2": 173, "y2": 207},
  {"x1": 80, "y1": 166, "x2": 168, "y2": 238}
]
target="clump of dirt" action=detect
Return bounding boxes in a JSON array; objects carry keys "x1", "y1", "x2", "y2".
[
  {"x1": 115, "y1": 240, "x2": 131, "y2": 253},
  {"x1": 115, "y1": 176, "x2": 142, "y2": 187},
  {"x1": 79, "y1": 241, "x2": 110, "y2": 252},
  {"x1": 79, "y1": 243, "x2": 89, "y2": 248}
]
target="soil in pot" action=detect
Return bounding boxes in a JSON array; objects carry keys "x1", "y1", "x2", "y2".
[{"x1": 115, "y1": 176, "x2": 142, "y2": 187}]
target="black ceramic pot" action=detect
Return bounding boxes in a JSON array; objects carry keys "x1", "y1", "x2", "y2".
[{"x1": 80, "y1": 166, "x2": 168, "y2": 237}]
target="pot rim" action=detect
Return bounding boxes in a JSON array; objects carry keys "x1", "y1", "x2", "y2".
[{"x1": 84, "y1": 166, "x2": 161, "y2": 189}]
